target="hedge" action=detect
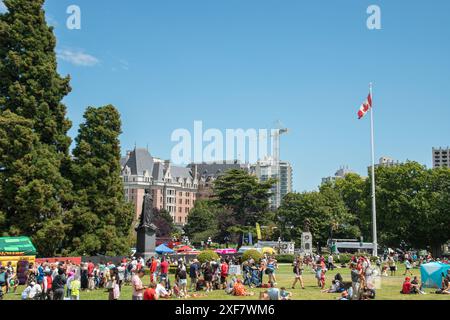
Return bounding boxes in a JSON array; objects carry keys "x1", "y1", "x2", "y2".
[
  {"x1": 324, "y1": 253, "x2": 379, "y2": 264},
  {"x1": 197, "y1": 250, "x2": 220, "y2": 263},
  {"x1": 275, "y1": 254, "x2": 295, "y2": 263},
  {"x1": 242, "y1": 249, "x2": 263, "y2": 262}
]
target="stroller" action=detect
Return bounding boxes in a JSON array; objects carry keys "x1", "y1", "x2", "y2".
[{"x1": 245, "y1": 268, "x2": 262, "y2": 288}]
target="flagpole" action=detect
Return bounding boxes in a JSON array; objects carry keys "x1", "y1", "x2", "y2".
[{"x1": 369, "y1": 82, "x2": 378, "y2": 257}]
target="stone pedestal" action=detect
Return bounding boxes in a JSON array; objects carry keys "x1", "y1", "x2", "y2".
[
  {"x1": 135, "y1": 225, "x2": 156, "y2": 261},
  {"x1": 301, "y1": 232, "x2": 313, "y2": 255}
]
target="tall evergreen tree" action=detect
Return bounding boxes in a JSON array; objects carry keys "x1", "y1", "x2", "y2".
[
  {"x1": 0, "y1": 111, "x2": 72, "y2": 256},
  {"x1": 69, "y1": 105, "x2": 134, "y2": 256},
  {"x1": 0, "y1": 0, "x2": 72, "y2": 152},
  {"x1": 0, "y1": 0, "x2": 73, "y2": 256}
]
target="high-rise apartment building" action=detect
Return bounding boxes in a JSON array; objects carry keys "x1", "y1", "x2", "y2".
[
  {"x1": 251, "y1": 157, "x2": 293, "y2": 210},
  {"x1": 322, "y1": 166, "x2": 355, "y2": 185},
  {"x1": 433, "y1": 147, "x2": 450, "y2": 168}
]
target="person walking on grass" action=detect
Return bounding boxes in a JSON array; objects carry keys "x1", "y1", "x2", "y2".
[
  {"x1": 189, "y1": 259, "x2": 200, "y2": 292},
  {"x1": 388, "y1": 256, "x2": 396, "y2": 276},
  {"x1": 350, "y1": 263, "x2": 361, "y2": 300},
  {"x1": 403, "y1": 259, "x2": 413, "y2": 276},
  {"x1": 292, "y1": 257, "x2": 305, "y2": 289}
]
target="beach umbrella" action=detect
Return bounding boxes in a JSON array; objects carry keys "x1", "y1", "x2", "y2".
[
  {"x1": 176, "y1": 245, "x2": 193, "y2": 253},
  {"x1": 262, "y1": 247, "x2": 276, "y2": 255}
]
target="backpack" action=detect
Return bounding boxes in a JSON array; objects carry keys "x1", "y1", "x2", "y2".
[
  {"x1": 179, "y1": 269, "x2": 187, "y2": 279},
  {"x1": 0, "y1": 272, "x2": 6, "y2": 285}
]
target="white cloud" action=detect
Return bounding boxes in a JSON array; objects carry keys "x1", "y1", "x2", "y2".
[
  {"x1": 119, "y1": 59, "x2": 130, "y2": 71},
  {"x1": 46, "y1": 14, "x2": 58, "y2": 27},
  {"x1": 57, "y1": 49, "x2": 100, "y2": 67}
]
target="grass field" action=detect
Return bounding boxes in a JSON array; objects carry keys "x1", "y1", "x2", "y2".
[{"x1": 2, "y1": 264, "x2": 449, "y2": 300}]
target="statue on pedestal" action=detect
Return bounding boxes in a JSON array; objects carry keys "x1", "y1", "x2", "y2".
[
  {"x1": 301, "y1": 218, "x2": 312, "y2": 255},
  {"x1": 136, "y1": 190, "x2": 157, "y2": 231},
  {"x1": 303, "y1": 218, "x2": 311, "y2": 232},
  {"x1": 135, "y1": 189, "x2": 157, "y2": 260}
]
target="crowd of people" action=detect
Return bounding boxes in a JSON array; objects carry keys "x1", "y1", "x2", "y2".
[{"x1": 0, "y1": 250, "x2": 449, "y2": 300}]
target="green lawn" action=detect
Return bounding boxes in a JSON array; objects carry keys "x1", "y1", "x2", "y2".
[{"x1": 3, "y1": 264, "x2": 449, "y2": 300}]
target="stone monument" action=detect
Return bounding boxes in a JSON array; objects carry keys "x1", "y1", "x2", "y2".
[
  {"x1": 135, "y1": 189, "x2": 157, "y2": 260},
  {"x1": 301, "y1": 218, "x2": 313, "y2": 255}
]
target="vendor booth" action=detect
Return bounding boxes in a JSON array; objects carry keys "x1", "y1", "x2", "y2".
[
  {"x1": 0, "y1": 236, "x2": 37, "y2": 285},
  {"x1": 155, "y1": 244, "x2": 174, "y2": 255},
  {"x1": 420, "y1": 262, "x2": 450, "y2": 288}
]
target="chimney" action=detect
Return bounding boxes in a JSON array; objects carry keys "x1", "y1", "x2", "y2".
[{"x1": 192, "y1": 164, "x2": 198, "y2": 179}]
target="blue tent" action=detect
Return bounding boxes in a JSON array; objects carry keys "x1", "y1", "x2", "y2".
[
  {"x1": 420, "y1": 262, "x2": 450, "y2": 288},
  {"x1": 155, "y1": 244, "x2": 174, "y2": 254}
]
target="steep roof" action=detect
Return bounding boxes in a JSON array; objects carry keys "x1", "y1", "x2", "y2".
[
  {"x1": 189, "y1": 162, "x2": 247, "y2": 179},
  {"x1": 171, "y1": 166, "x2": 193, "y2": 180},
  {"x1": 123, "y1": 148, "x2": 154, "y2": 175}
]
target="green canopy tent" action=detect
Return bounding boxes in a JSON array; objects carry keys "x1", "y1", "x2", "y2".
[{"x1": 0, "y1": 236, "x2": 37, "y2": 256}]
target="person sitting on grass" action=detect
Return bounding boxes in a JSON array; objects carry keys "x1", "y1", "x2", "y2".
[
  {"x1": 439, "y1": 278, "x2": 450, "y2": 295},
  {"x1": 410, "y1": 276, "x2": 425, "y2": 294},
  {"x1": 224, "y1": 276, "x2": 237, "y2": 294},
  {"x1": 360, "y1": 284, "x2": 376, "y2": 300},
  {"x1": 321, "y1": 280, "x2": 340, "y2": 293},
  {"x1": 280, "y1": 287, "x2": 292, "y2": 300},
  {"x1": 144, "y1": 283, "x2": 158, "y2": 300},
  {"x1": 266, "y1": 282, "x2": 280, "y2": 300},
  {"x1": 156, "y1": 279, "x2": 171, "y2": 299},
  {"x1": 21, "y1": 281, "x2": 42, "y2": 300},
  {"x1": 232, "y1": 279, "x2": 254, "y2": 297},
  {"x1": 401, "y1": 277, "x2": 412, "y2": 294}
]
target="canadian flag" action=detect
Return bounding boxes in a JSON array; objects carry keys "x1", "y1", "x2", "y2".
[{"x1": 357, "y1": 93, "x2": 372, "y2": 119}]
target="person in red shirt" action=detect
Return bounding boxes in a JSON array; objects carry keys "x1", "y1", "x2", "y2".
[
  {"x1": 87, "y1": 261, "x2": 94, "y2": 276},
  {"x1": 144, "y1": 283, "x2": 158, "y2": 300},
  {"x1": 401, "y1": 277, "x2": 412, "y2": 294},
  {"x1": 159, "y1": 257, "x2": 169, "y2": 283},
  {"x1": 150, "y1": 257, "x2": 158, "y2": 283},
  {"x1": 220, "y1": 260, "x2": 229, "y2": 289}
]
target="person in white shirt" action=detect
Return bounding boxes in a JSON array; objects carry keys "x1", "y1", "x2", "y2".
[
  {"x1": 156, "y1": 280, "x2": 170, "y2": 298},
  {"x1": 328, "y1": 255, "x2": 334, "y2": 270},
  {"x1": 21, "y1": 282, "x2": 42, "y2": 300}
]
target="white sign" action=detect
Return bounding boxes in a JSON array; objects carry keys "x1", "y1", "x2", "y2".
[{"x1": 229, "y1": 265, "x2": 241, "y2": 275}]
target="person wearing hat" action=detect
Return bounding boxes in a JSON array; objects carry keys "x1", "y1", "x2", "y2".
[
  {"x1": 401, "y1": 277, "x2": 412, "y2": 294},
  {"x1": 21, "y1": 281, "x2": 42, "y2": 300}
]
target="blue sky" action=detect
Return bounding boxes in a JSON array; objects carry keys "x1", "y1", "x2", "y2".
[{"x1": 3, "y1": 0, "x2": 450, "y2": 191}]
